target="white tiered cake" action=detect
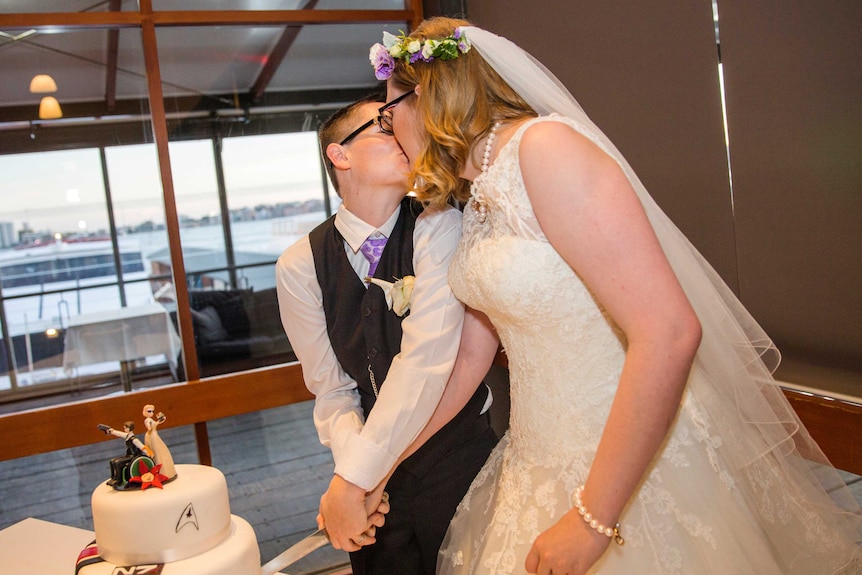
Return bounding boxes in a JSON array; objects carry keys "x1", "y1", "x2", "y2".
[{"x1": 76, "y1": 464, "x2": 260, "y2": 574}]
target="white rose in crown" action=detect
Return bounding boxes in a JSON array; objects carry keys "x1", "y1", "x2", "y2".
[{"x1": 367, "y1": 275, "x2": 415, "y2": 316}]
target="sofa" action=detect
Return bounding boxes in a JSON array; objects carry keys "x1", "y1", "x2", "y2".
[{"x1": 186, "y1": 288, "x2": 295, "y2": 377}]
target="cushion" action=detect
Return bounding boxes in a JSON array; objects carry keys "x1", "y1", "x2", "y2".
[
  {"x1": 189, "y1": 290, "x2": 251, "y2": 339},
  {"x1": 191, "y1": 305, "x2": 229, "y2": 344}
]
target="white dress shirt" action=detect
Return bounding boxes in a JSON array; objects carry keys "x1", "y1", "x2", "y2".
[{"x1": 276, "y1": 202, "x2": 465, "y2": 490}]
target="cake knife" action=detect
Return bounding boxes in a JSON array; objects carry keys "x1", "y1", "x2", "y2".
[{"x1": 261, "y1": 527, "x2": 330, "y2": 575}]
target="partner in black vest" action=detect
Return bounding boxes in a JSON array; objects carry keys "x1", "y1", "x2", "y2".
[{"x1": 276, "y1": 95, "x2": 497, "y2": 575}]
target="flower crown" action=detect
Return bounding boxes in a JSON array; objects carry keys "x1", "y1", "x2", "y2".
[{"x1": 369, "y1": 28, "x2": 471, "y2": 80}]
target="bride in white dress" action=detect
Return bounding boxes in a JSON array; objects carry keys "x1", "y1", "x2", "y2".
[{"x1": 369, "y1": 17, "x2": 862, "y2": 575}]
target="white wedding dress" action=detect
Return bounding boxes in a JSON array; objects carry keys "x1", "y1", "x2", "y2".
[{"x1": 439, "y1": 115, "x2": 862, "y2": 574}]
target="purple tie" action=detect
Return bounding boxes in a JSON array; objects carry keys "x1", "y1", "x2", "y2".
[{"x1": 360, "y1": 234, "x2": 388, "y2": 278}]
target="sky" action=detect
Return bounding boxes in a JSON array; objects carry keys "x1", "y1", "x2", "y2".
[{"x1": 0, "y1": 130, "x2": 325, "y2": 236}]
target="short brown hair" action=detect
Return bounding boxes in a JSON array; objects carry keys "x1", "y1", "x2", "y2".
[{"x1": 318, "y1": 90, "x2": 385, "y2": 196}]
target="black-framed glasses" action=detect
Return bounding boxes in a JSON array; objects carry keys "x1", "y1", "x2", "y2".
[
  {"x1": 338, "y1": 116, "x2": 380, "y2": 146},
  {"x1": 377, "y1": 91, "x2": 414, "y2": 136}
]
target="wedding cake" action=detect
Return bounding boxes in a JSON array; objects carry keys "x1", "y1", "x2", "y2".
[
  {"x1": 77, "y1": 410, "x2": 260, "y2": 574},
  {"x1": 76, "y1": 464, "x2": 260, "y2": 574}
]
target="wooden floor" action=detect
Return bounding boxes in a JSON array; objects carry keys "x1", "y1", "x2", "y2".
[{"x1": 1, "y1": 395, "x2": 861, "y2": 575}]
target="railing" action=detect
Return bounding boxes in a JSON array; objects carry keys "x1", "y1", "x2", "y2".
[
  {"x1": 1, "y1": 359, "x2": 861, "y2": 478},
  {"x1": 0, "y1": 363, "x2": 312, "y2": 463}
]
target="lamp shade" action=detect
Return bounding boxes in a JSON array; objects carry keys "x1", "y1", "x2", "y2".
[
  {"x1": 30, "y1": 74, "x2": 58, "y2": 93},
  {"x1": 39, "y1": 96, "x2": 63, "y2": 119}
]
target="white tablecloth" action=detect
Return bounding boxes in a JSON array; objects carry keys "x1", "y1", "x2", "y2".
[
  {"x1": 62, "y1": 303, "x2": 181, "y2": 377},
  {"x1": 0, "y1": 518, "x2": 290, "y2": 574},
  {"x1": 0, "y1": 518, "x2": 95, "y2": 575}
]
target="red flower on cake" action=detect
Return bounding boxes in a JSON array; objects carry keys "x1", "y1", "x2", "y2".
[{"x1": 128, "y1": 460, "x2": 168, "y2": 490}]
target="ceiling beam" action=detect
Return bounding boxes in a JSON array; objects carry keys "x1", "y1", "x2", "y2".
[
  {"x1": 250, "y1": 0, "x2": 321, "y2": 104},
  {"x1": 0, "y1": 87, "x2": 373, "y2": 126},
  {"x1": 104, "y1": 0, "x2": 122, "y2": 112},
  {"x1": 0, "y1": 10, "x2": 414, "y2": 31},
  {"x1": 151, "y1": 10, "x2": 413, "y2": 28}
]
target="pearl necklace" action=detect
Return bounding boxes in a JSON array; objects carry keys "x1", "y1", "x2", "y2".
[{"x1": 470, "y1": 122, "x2": 501, "y2": 224}]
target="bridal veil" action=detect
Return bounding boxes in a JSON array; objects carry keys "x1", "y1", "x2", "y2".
[{"x1": 463, "y1": 25, "x2": 862, "y2": 571}]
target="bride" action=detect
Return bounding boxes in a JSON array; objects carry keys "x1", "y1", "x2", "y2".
[{"x1": 365, "y1": 17, "x2": 862, "y2": 575}]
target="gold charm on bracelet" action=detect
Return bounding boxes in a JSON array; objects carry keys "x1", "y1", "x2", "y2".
[{"x1": 574, "y1": 485, "x2": 624, "y2": 545}]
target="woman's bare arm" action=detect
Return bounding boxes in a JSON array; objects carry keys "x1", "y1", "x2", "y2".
[
  {"x1": 365, "y1": 306, "x2": 499, "y2": 509},
  {"x1": 518, "y1": 121, "x2": 702, "y2": 574}
]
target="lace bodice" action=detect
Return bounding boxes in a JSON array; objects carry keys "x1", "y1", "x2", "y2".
[
  {"x1": 450, "y1": 116, "x2": 624, "y2": 466},
  {"x1": 442, "y1": 116, "x2": 861, "y2": 575}
]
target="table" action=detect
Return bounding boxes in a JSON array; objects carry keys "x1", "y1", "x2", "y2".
[
  {"x1": 0, "y1": 518, "x2": 95, "y2": 575},
  {"x1": 63, "y1": 303, "x2": 182, "y2": 391},
  {"x1": 0, "y1": 518, "x2": 291, "y2": 574}
]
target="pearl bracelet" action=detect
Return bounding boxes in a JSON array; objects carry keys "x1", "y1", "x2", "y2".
[{"x1": 573, "y1": 485, "x2": 625, "y2": 545}]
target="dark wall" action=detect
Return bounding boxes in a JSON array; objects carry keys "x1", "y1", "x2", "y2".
[
  {"x1": 465, "y1": 0, "x2": 734, "y2": 283},
  {"x1": 717, "y1": 1, "x2": 862, "y2": 381},
  {"x1": 462, "y1": 1, "x2": 862, "y2": 390}
]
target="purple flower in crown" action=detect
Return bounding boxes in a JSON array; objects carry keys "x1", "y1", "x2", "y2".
[
  {"x1": 370, "y1": 43, "x2": 395, "y2": 80},
  {"x1": 454, "y1": 27, "x2": 471, "y2": 53},
  {"x1": 370, "y1": 28, "x2": 472, "y2": 78}
]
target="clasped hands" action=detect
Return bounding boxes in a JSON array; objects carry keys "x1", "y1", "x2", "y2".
[{"x1": 317, "y1": 474, "x2": 390, "y2": 552}]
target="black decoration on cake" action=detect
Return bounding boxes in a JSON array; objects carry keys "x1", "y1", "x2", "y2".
[{"x1": 176, "y1": 502, "x2": 200, "y2": 533}]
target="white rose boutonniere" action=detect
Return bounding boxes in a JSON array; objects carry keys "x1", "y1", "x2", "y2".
[{"x1": 367, "y1": 275, "x2": 415, "y2": 317}]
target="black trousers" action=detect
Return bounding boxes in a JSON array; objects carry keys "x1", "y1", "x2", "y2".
[{"x1": 349, "y1": 400, "x2": 497, "y2": 575}]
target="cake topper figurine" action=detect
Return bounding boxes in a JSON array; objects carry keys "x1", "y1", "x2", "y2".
[
  {"x1": 97, "y1": 404, "x2": 178, "y2": 490},
  {"x1": 98, "y1": 421, "x2": 157, "y2": 490},
  {"x1": 143, "y1": 404, "x2": 177, "y2": 481}
]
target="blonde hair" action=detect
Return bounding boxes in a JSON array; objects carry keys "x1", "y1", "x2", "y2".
[{"x1": 390, "y1": 17, "x2": 535, "y2": 208}]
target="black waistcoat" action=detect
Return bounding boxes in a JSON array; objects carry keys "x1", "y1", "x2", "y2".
[{"x1": 309, "y1": 197, "x2": 423, "y2": 417}]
